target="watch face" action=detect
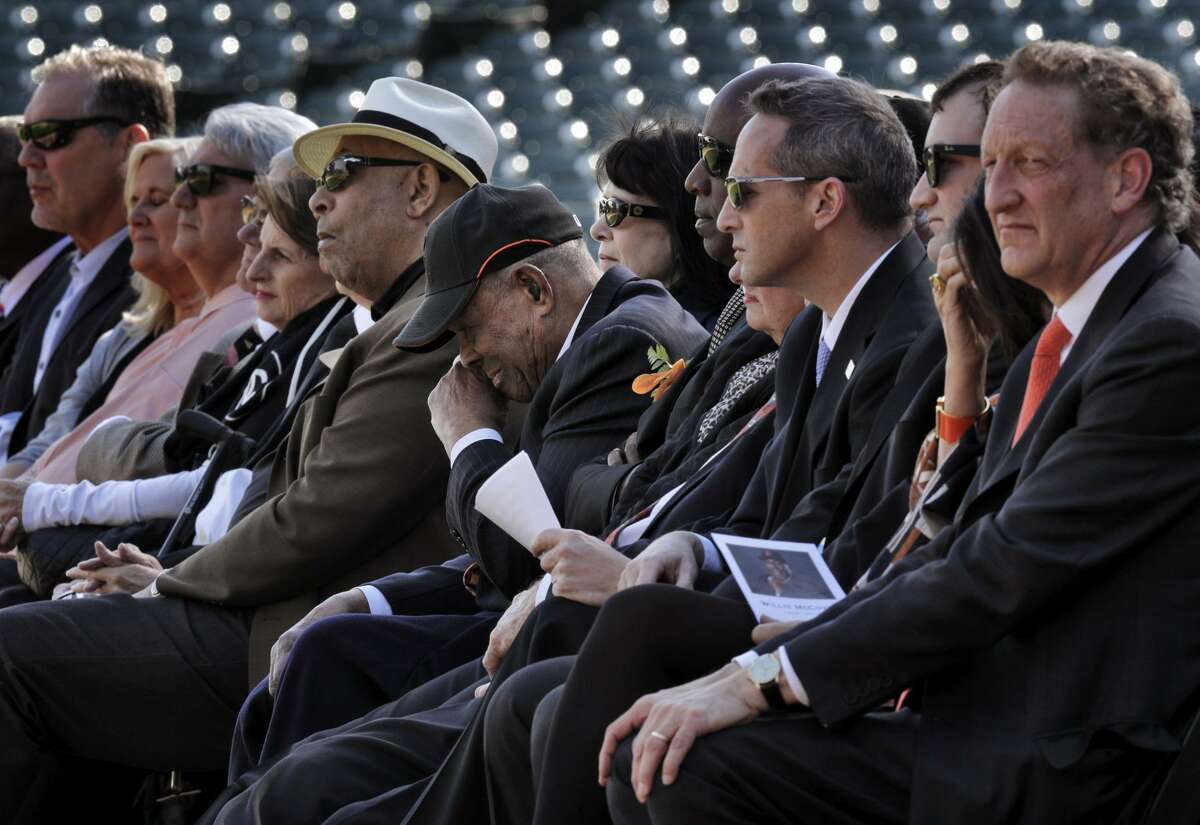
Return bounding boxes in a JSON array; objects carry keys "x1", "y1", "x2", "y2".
[{"x1": 748, "y1": 653, "x2": 781, "y2": 685}]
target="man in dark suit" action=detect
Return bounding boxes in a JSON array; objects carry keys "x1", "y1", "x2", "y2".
[
  {"x1": 0, "y1": 116, "x2": 65, "y2": 386},
  {"x1": 600, "y1": 41, "x2": 1200, "y2": 825},
  {"x1": 0, "y1": 77, "x2": 494, "y2": 820},
  {"x1": 0, "y1": 45, "x2": 175, "y2": 458}
]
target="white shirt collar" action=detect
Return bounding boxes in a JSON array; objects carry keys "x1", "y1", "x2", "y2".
[
  {"x1": 255, "y1": 317, "x2": 278, "y2": 340},
  {"x1": 71, "y1": 227, "x2": 129, "y2": 284},
  {"x1": 1054, "y1": 227, "x2": 1153, "y2": 343},
  {"x1": 556, "y1": 288, "x2": 595, "y2": 362},
  {"x1": 820, "y1": 240, "x2": 900, "y2": 352},
  {"x1": 352, "y1": 304, "x2": 374, "y2": 334},
  {"x1": 0, "y1": 236, "x2": 73, "y2": 312}
]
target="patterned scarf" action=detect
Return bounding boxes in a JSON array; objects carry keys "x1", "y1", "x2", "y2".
[{"x1": 695, "y1": 350, "x2": 779, "y2": 446}]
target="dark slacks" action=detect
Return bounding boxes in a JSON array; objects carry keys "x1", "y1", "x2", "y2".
[
  {"x1": 226, "y1": 560, "x2": 494, "y2": 779},
  {"x1": 229, "y1": 612, "x2": 495, "y2": 780},
  {"x1": 530, "y1": 584, "x2": 755, "y2": 825},
  {"x1": 206, "y1": 658, "x2": 488, "y2": 825},
  {"x1": 606, "y1": 708, "x2": 918, "y2": 825},
  {"x1": 482, "y1": 656, "x2": 576, "y2": 825},
  {"x1": 0, "y1": 592, "x2": 252, "y2": 823}
]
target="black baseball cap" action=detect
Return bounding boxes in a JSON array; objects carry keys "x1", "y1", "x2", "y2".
[{"x1": 393, "y1": 183, "x2": 584, "y2": 350}]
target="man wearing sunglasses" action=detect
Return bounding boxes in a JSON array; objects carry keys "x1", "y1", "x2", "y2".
[
  {"x1": 909, "y1": 60, "x2": 1004, "y2": 263},
  {"x1": 0, "y1": 45, "x2": 174, "y2": 463}
]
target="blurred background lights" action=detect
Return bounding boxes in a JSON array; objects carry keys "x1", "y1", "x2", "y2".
[
  {"x1": 211, "y1": 3, "x2": 232, "y2": 22},
  {"x1": 475, "y1": 58, "x2": 494, "y2": 77},
  {"x1": 601, "y1": 28, "x2": 620, "y2": 47},
  {"x1": 824, "y1": 54, "x2": 843, "y2": 73},
  {"x1": 808, "y1": 25, "x2": 828, "y2": 45},
  {"x1": 544, "y1": 57, "x2": 563, "y2": 77}
]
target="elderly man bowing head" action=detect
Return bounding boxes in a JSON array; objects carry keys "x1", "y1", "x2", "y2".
[{"x1": 396, "y1": 184, "x2": 708, "y2": 610}]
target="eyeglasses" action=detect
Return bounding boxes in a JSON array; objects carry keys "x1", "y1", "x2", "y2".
[
  {"x1": 697, "y1": 132, "x2": 735, "y2": 178},
  {"x1": 17, "y1": 116, "x2": 130, "y2": 151},
  {"x1": 723, "y1": 174, "x2": 858, "y2": 210},
  {"x1": 240, "y1": 195, "x2": 260, "y2": 226},
  {"x1": 318, "y1": 155, "x2": 446, "y2": 191},
  {"x1": 922, "y1": 143, "x2": 981, "y2": 188},
  {"x1": 175, "y1": 163, "x2": 256, "y2": 196},
  {"x1": 597, "y1": 196, "x2": 667, "y2": 228}
]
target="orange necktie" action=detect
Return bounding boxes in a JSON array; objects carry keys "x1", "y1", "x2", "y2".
[{"x1": 1011, "y1": 316, "x2": 1072, "y2": 446}]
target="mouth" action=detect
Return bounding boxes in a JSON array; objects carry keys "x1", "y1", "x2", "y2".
[
  {"x1": 598, "y1": 254, "x2": 618, "y2": 265},
  {"x1": 694, "y1": 215, "x2": 716, "y2": 236},
  {"x1": 254, "y1": 290, "x2": 275, "y2": 300},
  {"x1": 317, "y1": 231, "x2": 336, "y2": 251}
]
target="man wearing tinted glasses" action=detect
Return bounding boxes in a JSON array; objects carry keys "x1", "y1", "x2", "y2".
[
  {"x1": 909, "y1": 60, "x2": 1005, "y2": 264},
  {"x1": 0, "y1": 45, "x2": 173, "y2": 461}
]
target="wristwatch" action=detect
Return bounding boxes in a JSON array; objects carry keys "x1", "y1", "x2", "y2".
[{"x1": 746, "y1": 652, "x2": 788, "y2": 711}]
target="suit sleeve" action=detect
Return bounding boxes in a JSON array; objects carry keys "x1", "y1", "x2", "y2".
[
  {"x1": 445, "y1": 325, "x2": 662, "y2": 600},
  {"x1": 155, "y1": 333, "x2": 457, "y2": 606},
  {"x1": 772, "y1": 315, "x2": 1200, "y2": 725}
]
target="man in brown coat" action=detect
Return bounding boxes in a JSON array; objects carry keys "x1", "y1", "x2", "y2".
[{"x1": 0, "y1": 77, "x2": 498, "y2": 822}]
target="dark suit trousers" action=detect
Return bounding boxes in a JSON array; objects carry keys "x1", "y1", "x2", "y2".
[
  {"x1": 228, "y1": 610, "x2": 496, "y2": 781},
  {"x1": 226, "y1": 562, "x2": 493, "y2": 781},
  {"x1": 204, "y1": 658, "x2": 488, "y2": 825},
  {"x1": 607, "y1": 708, "x2": 917, "y2": 825},
  {"x1": 0, "y1": 593, "x2": 252, "y2": 822}
]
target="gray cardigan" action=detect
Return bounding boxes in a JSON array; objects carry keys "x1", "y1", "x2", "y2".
[{"x1": 7, "y1": 321, "x2": 148, "y2": 468}]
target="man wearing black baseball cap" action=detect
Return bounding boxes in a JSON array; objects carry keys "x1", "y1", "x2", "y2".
[{"x1": 399, "y1": 182, "x2": 708, "y2": 608}]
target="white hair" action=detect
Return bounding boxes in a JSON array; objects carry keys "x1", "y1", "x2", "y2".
[{"x1": 203, "y1": 102, "x2": 317, "y2": 173}]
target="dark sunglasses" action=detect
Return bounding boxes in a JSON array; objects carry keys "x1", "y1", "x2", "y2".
[
  {"x1": 175, "y1": 163, "x2": 256, "y2": 196},
  {"x1": 923, "y1": 143, "x2": 981, "y2": 188},
  {"x1": 318, "y1": 155, "x2": 448, "y2": 191},
  {"x1": 17, "y1": 116, "x2": 130, "y2": 151},
  {"x1": 723, "y1": 174, "x2": 858, "y2": 210},
  {"x1": 240, "y1": 194, "x2": 260, "y2": 226},
  {"x1": 697, "y1": 132, "x2": 735, "y2": 178},
  {"x1": 598, "y1": 196, "x2": 667, "y2": 228}
]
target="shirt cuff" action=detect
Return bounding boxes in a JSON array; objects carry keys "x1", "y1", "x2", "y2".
[
  {"x1": 21, "y1": 481, "x2": 52, "y2": 531},
  {"x1": 449, "y1": 428, "x2": 503, "y2": 467},
  {"x1": 533, "y1": 574, "x2": 553, "y2": 605},
  {"x1": 356, "y1": 585, "x2": 392, "y2": 616},
  {"x1": 696, "y1": 533, "x2": 723, "y2": 572},
  {"x1": 733, "y1": 649, "x2": 809, "y2": 707}
]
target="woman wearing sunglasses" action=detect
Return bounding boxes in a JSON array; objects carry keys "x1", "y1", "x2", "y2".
[{"x1": 590, "y1": 114, "x2": 735, "y2": 332}]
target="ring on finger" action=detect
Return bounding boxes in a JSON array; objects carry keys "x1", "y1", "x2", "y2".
[
  {"x1": 928, "y1": 273, "x2": 945, "y2": 296},
  {"x1": 649, "y1": 730, "x2": 669, "y2": 742}
]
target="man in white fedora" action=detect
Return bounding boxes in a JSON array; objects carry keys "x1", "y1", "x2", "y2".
[{"x1": 0, "y1": 77, "x2": 496, "y2": 819}]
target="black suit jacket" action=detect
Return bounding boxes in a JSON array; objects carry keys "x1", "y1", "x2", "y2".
[
  {"x1": 1, "y1": 237, "x2": 135, "y2": 454},
  {"x1": 764, "y1": 228, "x2": 1200, "y2": 823},
  {"x1": 564, "y1": 318, "x2": 777, "y2": 535},
  {"x1": 446, "y1": 266, "x2": 708, "y2": 608},
  {"x1": 656, "y1": 232, "x2": 935, "y2": 546},
  {"x1": 0, "y1": 244, "x2": 74, "y2": 400}
]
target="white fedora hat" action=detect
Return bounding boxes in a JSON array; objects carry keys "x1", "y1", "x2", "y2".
[{"x1": 293, "y1": 77, "x2": 498, "y2": 187}]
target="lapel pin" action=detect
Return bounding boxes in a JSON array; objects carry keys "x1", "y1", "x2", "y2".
[{"x1": 845, "y1": 360, "x2": 855, "y2": 380}]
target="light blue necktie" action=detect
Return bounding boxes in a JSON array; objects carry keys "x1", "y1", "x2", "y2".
[{"x1": 814, "y1": 338, "x2": 832, "y2": 387}]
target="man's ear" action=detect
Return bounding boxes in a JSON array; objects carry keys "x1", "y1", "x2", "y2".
[
  {"x1": 122, "y1": 124, "x2": 150, "y2": 153},
  {"x1": 810, "y1": 178, "x2": 848, "y2": 233},
  {"x1": 406, "y1": 163, "x2": 443, "y2": 220},
  {"x1": 513, "y1": 265, "x2": 554, "y2": 315},
  {"x1": 1109, "y1": 146, "x2": 1153, "y2": 217}
]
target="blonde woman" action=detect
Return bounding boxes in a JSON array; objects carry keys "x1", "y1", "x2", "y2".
[{"x1": 0, "y1": 136, "x2": 202, "y2": 477}]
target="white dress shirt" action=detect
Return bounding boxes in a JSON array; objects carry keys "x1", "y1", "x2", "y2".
[{"x1": 33, "y1": 228, "x2": 130, "y2": 393}]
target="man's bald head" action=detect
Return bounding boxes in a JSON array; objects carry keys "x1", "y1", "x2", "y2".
[{"x1": 706, "y1": 63, "x2": 836, "y2": 144}]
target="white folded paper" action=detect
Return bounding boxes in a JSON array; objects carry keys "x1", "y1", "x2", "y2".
[{"x1": 474, "y1": 451, "x2": 560, "y2": 551}]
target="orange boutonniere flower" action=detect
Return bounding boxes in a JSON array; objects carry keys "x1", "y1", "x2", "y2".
[{"x1": 632, "y1": 344, "x2": 686, "y2": 402}]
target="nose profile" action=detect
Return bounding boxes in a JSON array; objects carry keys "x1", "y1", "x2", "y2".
[{"x1": 684, "y1": 158, "x2": 710, "y2": 197}]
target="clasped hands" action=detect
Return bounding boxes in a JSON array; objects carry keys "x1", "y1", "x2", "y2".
[
  {"x1": 53, "y1": 541, "x2": 163, "y2": 599},
  {"x1": 428, "y1": 360, "x2": 508, "y2": 457}
]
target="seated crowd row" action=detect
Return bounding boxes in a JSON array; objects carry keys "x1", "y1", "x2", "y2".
[{"x1": 0, "y1": 35, "x2": 1196, "y2": 825}]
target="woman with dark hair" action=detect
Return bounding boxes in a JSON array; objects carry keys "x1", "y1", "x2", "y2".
[{"x1": 590, "y1": 113, "x2": 735, "y2": 331}]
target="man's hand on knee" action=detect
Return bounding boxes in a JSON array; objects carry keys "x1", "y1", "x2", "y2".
[{"x1": 268, "y1": 588, "x2": 369, "y2": 695}]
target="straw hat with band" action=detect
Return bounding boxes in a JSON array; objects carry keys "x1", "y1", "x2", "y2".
[{"x1": 293, "y1": 77, "x2": 498, "y2": 188}]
